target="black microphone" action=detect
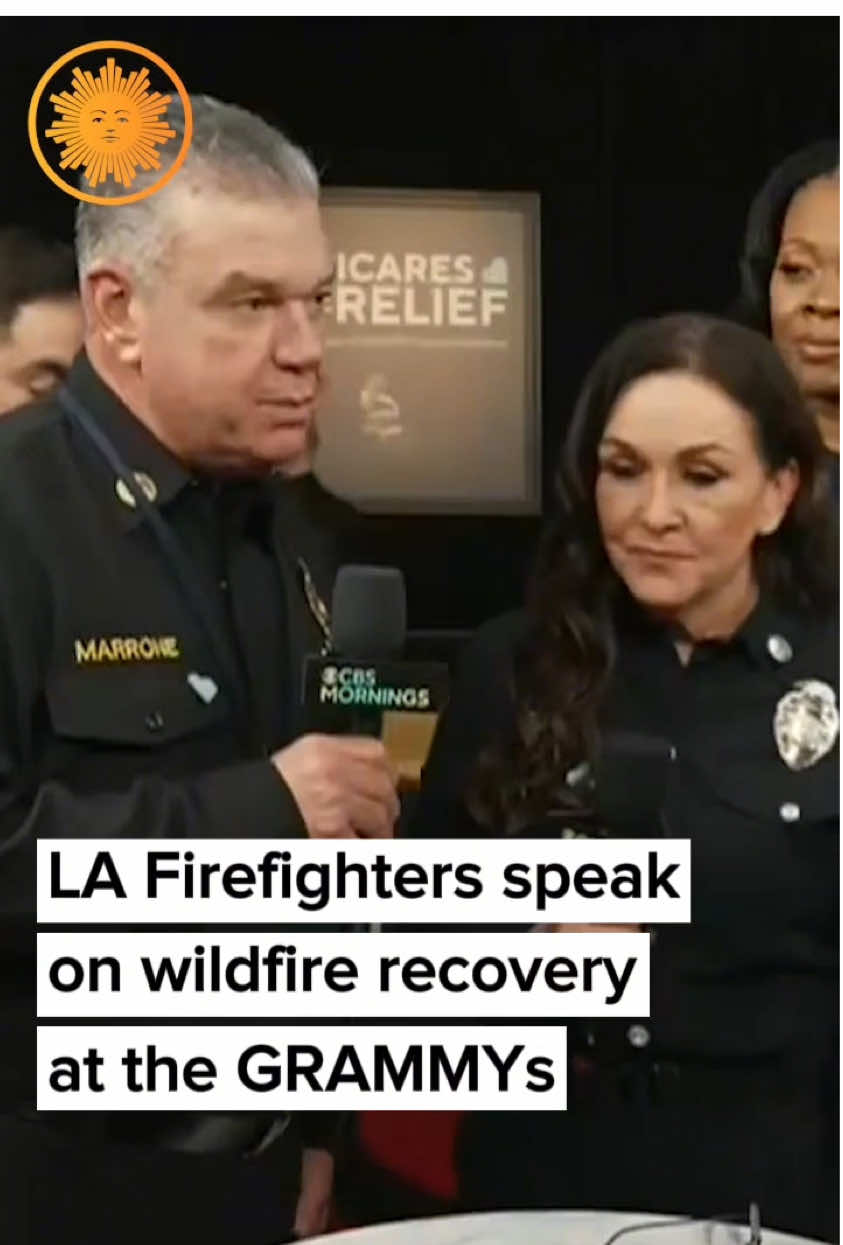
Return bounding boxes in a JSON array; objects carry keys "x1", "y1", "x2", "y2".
[
  {"x1": 301, "y1": 565, "x2": 450, "y2": 738},
  {"x1": 333, "y1": 564, "x2": 407, "y2": 661},
  {"x1": 590, "y1": 729, "x2": 676, "y2": 838},
  {"x1": 515, "y1": 730, "x2": 676, "y2": 841}
]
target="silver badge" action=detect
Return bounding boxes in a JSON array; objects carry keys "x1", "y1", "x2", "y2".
[{"x1": 773, "y1": 679, "x2": 839, "y2": 771}]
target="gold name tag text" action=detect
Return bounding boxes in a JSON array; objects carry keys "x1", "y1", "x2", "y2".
[{"x1": 74, "y1": 636, "x2": 181, "y2": 664}]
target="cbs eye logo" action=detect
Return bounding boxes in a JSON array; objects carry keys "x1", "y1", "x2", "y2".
[{"x1": 321, "y1": 666, "x2": 339, "y2": 687}]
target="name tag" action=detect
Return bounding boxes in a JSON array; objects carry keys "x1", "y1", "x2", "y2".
[{"x1": 74, "y1": 636, "x2": 181, "y2": 664}]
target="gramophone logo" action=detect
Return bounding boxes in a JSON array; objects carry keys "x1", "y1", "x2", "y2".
[
  {"x1": 28, "y1": 40, "x2": 192, "y2": 205},
  {"x1": 360, "y1": 373, "x2": 402, "y2": 441}
]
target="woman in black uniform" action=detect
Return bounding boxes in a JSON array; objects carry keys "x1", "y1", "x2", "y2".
[{"x1": 409, "y1": 314, "x2": 838, "y2": 1240}]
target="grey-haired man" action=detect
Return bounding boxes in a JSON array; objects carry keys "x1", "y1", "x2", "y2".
[{"x1": 0, "y1": 95, "x2": 398, "y2": 1244}]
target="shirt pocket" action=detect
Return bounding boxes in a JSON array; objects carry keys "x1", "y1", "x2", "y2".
[
  {"x1": 46, "y1": 662, "x2": 230, "y2": 749},
  {"x1": 689, "y1": 741, "x2": 839, "y2": 829}
]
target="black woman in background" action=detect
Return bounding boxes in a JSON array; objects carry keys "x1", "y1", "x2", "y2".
[{"x1": 735, "y1": 140, "x2": 838, "y2": 497}]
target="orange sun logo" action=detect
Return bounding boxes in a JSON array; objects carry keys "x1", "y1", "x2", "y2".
[
  {"x1": 45, "y1": 59, "x2": 175, "y2": 189},
  {"x1": 28, "y1": 41, "x2": 192, "y2": 206}
]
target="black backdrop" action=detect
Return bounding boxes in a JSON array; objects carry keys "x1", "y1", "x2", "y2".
[{"x1": 1, "y1": 16, "x2": 838, "y2": 631}]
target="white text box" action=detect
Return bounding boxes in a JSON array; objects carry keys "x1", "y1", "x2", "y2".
[
  {"x1": 38, "y1": 838, "x2": 690, "y2": 925},
  {"x1": 37, "y1": 931, "x2": 649, "y2": 1018},
  {"x1": 37, "y1": 1024, "x2": 568, "y2": 1111}
]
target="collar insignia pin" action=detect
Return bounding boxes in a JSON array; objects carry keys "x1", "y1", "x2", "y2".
[
  {"x1": 115, "y1": 472, "x2": 157, "y2": 508},
  {"x1": 134, "y1": 472, "x2": 157, "y2": 503}
]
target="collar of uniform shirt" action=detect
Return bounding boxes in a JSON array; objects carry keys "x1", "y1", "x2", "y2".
[
  {"x1": 63, "y1": 350, "x2": 195, "y2": 527},
  {"x1": 614, "y1": 586, "x2": 812, "y2": 670},
  {"x1": 728, "y1": 594, "x2": 804, "y2": 669},
  {"x1": 212, "y1": 475, "x2": 278, "y2": 547}
]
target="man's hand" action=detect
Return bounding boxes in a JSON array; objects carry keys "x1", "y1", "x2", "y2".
[
  {"x1": 273, "y1": 735, "x2": 399, "y2": 839},
  {"x1": 292, "y1": 1147, "x2": 334, "y2": 1239}
]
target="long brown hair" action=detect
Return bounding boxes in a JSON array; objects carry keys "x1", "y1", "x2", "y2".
[{"x1": 469, "y1": 313, "x2": 838, "y2": 833}]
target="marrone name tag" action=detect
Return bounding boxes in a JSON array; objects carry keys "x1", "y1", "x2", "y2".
[{"x1": 74, "y1": 636, "x2": 181, "y2": 664}]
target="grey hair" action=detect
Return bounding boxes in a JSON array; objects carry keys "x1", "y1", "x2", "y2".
[{"x1": 75, "y1": 94, "x2": 319, "y2": 286}]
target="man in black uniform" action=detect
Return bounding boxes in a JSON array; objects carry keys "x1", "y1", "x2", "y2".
[{"x1": 0, "y1": 95, "x2": 399, "y2": 1245}]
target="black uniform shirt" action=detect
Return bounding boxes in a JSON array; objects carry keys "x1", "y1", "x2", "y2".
[
  {"x1": 0, "y1": 354, "x2": 337, "y2": 1136},
  {"x1": 409, "y1": 597, "x2": 839, "y2": 1061}
]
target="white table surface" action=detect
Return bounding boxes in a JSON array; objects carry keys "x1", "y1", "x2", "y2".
[{"x1": 308, "y1": 1209, "x2": 825, "y2": 1245}]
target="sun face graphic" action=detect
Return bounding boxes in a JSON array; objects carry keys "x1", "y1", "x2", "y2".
[
  {"x1": 80, "y1": 95, "x2": 143, "y2": 154},
  {"x1": 28, "y1": 40, "x2": 192, "y2": 205},
  {"x1": 44, "y1": 59, "x2": 176, "y2": 190}
]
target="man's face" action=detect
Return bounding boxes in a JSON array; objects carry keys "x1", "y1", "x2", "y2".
[
  {"x1": 0, "y1": 296, "x2": 83, "y2": 415},
  {"x1": 133, "y1": 191, "x2": 333, "y2": 474}
]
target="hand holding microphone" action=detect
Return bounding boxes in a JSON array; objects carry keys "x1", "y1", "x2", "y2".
[
  {"x1": 273, "y1": 734, "x2": 399, "y2": 839},
  {"x1": 281, "y1": 564, "x2": 448, "y2": 840}
]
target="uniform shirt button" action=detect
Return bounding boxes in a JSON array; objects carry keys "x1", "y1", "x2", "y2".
[
  {"x1": 626, "y1": 1024, "x2": 651, "y2": 1049},
  {"x1": 145, "y1": 711, "x2": 165, "y2": 733},
  {"x1": 767, "y1": 634, "x2": 793, "y2": 663},
  {"x1": 219, "y1": 578, "x2": 229, "y2": 592},
  {"x1": 780, "y1": 801, "x2": 801, "y2": 823}
]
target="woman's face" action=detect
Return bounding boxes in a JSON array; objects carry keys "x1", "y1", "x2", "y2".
[
  {"x1": 769, "y1": 174, "x2": 839, "y2": 407},
  {"x1": 595, "y1": 371, "x2": 797, "y2": 620}
]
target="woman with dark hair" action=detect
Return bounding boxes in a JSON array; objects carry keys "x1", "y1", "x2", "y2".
[
  {"x1": 409, "y1": 314, "x2": 838, "y2": 1239},
  {"x1": 736, "y1": 141, "x2": 838, "y2": 474}
]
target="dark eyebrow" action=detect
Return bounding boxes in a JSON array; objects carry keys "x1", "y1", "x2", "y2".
[
  {"x1": 677, "y1": 441, "x2": 734, "y2": 458},
  {"x1": 778, "y1": 235, "x2": 828, "y2": 256},
  {"x1": 208, "y1": 266, "x2": 336, "y2": 302},
  {"x1": 599, "y1": 436, "x2": 735, "y2": 459},
  {"x1": 599, "y1": 437, "x2": 635, "y2": 452},
  {"x1": 598, "y1": 437, "x2": 643, "y2": 456},
  {"x1": 209, "y1": 273, "x2": 279, "y2": 300}
]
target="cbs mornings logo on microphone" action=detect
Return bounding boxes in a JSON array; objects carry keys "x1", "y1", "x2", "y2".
[
  {"x1": 28, "y1": 40, "x2": 192, "y2": 205},
  {"x1": 320, "y1": 664, "x2": 432, "y2": 712}
]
